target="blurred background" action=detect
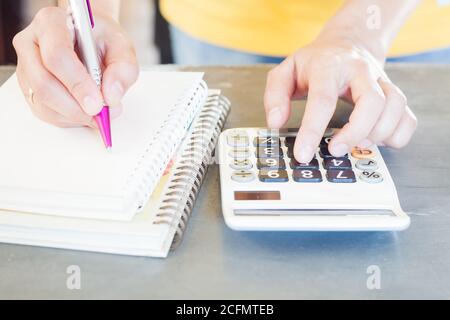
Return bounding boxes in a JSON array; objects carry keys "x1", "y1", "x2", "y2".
[{"x1": 0, "y1": 0, "x2": 166, "y2": 65}]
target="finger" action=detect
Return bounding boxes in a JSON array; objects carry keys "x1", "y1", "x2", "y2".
[
  {"x1": 368, "y1": 80, "x2": 407, "y2": 143},
  {"x1": 383, "y1": 106, "x2": 418, "y2": 149},
  {"x1": 33, "y1": 7, "x2": 104, "y2": 116},
  {"x1": 30, "y1": 101, "x2": 86, "y2": 128},
  {"x1": 101, "y1": 33, "x2": 139, "y2": 109},
  {"x1": 109, "y1": 103, "x2": 123, "y2": 119},
  {"x1": 15, "y1": 34, "x2": 94, "y2": 126},
  {"x1": 330, "y1": 74, "x2": 385, "y2": 157},
  {"x1": 294, "y1": 74, "x2": 339, "y2": 163},
  {"x1": 264, "y1": 57, "x2": 297, "y2": 129}
]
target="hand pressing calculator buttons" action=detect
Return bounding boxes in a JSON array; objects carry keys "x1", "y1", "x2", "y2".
[{"x1": 219, "y1": 128, "x2": 410, "y2": 232}]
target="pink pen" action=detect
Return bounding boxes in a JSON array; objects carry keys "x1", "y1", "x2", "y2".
[{"x1": 69, "y1": 0, "x2": 112, "y2": 149}]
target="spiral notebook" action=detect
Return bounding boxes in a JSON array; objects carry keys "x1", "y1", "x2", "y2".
[
  {"x1": 0, "y1": 90, "x2": 230, "y2": 257},
  {"x1": 0, "y1": 71, "x2": 210, "y2": 221}
]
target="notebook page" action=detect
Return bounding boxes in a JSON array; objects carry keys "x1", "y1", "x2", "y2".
[{"x1": 0, "y1": 71, "x2": 203, "y2": 215}]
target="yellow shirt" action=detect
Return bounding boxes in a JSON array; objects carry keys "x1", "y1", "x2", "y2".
[{"x1": 160, "y1": 0, "x2": 450, "y2": 57}]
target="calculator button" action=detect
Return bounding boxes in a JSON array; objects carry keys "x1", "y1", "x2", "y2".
[
  {"x1": 323, "y1": 158, "x2": 352, "y2": 170},
  {"x1": 256, "y1": 146, "x2": 283, "y2": 158},
  {"x1": 232, "y1": 170, "x2": 256, "y2": 183},
  {"x1": 293, "y1": 170, "x2": 323, "y2": 183},
  {"x1": 351, "y1": 147, "x2": 374, "y2": 159},
  {"x1": 259, "y1": 170, "x2": 289, "y2": 183},
  {"x1": 257, "y1": 158, "x2": 286, "y2": 169},
  {"x1": 227, "y1": 132, "x2": 249, "y2": 147},
  {"x1": 356, "y1": 159, "x2": 379, "y2": 171},
  {"x1": 326, "y1": 170, "x2": 356, "y2": 183},
  {"x1": 230, "y1": 159, "x2": 253, "y2": 170},
  {"x1": 285, "y1": 137, "x2": 296, "y2": 147},
  {"x1": 360, "y1": 171, "x2": 383, "y2": 184},
  {"x1": 229, "y1": 148, "x2": 251, "y2": 159},
  {"x1": 320, "y1": 136, "x2": 333, "y2": 147},
  {"x1": 254, "y1": 137, "x2": 281, "y2": 147},
  {"x1": 290, "y1": 158, "x2": 319, "y2": 170},
  {"x1": 320, "y1": 146, "x2": 348, "y2": 159}
]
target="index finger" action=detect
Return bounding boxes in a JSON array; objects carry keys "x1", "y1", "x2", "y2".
[
  {"x1": 294, "y1": 74, "x2": 339, "y2": 163},
  {"x1": 34, "y1": 8, "x2": 104, "y2": 116},
  {"x1": 264, "y1": 57, "x2": 297, "y2": 129}
]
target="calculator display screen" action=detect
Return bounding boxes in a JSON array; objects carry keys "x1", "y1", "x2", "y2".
[{"x1": 234, "y1": 191, "x2": 281, "y2": 201}]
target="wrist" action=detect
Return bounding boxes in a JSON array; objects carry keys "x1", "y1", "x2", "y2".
[{"x1": 317, "y1": 23, "x2": 387, "y2": 64}]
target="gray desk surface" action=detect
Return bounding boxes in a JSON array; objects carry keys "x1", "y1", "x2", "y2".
[{"x1": 0, "y1": 64, "x2": 449, "y2": 299}]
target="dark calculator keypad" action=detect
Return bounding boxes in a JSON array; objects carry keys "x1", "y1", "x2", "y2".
[
  {"x1": 290, "y1": 158, "x2": 319, "y2": 170},
  {"x1": 228, "y1": 129, "x2": 382, "y2": 185},
  {"x1": 326, "y1": 170, "x2": 356, "y2": 183},
  {"x1": 256, "y1": 146, "x2": 283, "y2": 158},
  {"x1": 259, "y1": 170, "x2": 289, "y2": 182},
  {"x1": 257, "y1": 158, "x2": 286, "y2": 170},
  {"x1": 293, "y1": 169, "x2": 323, "y2": 183},
  {"x1": 323, "y1": 158, "x2": 352, "y2": 170}
]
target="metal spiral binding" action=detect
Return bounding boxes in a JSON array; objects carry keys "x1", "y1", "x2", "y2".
[
  {"x1": 153, "y1": 93, "x2": 231, "y2": 250},
  {"x1": 124, "y1": 81, "x2": 209, "y2": 214}
]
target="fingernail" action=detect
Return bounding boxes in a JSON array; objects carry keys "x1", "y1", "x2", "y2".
[
  {"x1": 108, "y1": 81, "x2": 124, "y2": 106},
  {"x1": 267, "y1": 107, "x2": 283, "y2": 128},
  {"x1": 332, "y1": 143, "x2": 349, "y2": 156},
  {"x1": 296, "y1": 144, "x2": 313, "y2": 163},
  {"x1": 83, "y1": 96, "x2": 102, "y2": 115},
  {"x1": 109, "y1": 103, "x2": 123, "y2": 119}
]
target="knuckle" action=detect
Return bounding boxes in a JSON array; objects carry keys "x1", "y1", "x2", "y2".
[
  {"x1": 69, "y1": 76, "x2": 90, "y2": 97},
  {"x1": 370, "y1": 127, "x2": 390, "y2": 143},
  {"x1": 390, "y1": 90, "x2": 408, "y2": 108},
  {"x1": 35, "y1": 7, "x2": 61, "y2": 25},
  {"x1": 388, "y1": 136, "x2": 408, "y2": 149},
  {"x1": 33, "y1": 77, "x2": 53, "y2": 102},
  {"x1": 120, "y1": 62, "x2": 139, "y2": 85},
  {"x1": 12, "y1": 32, "x2": 25, "y2": 50}
]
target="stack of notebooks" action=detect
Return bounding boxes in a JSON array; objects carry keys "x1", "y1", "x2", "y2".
[{"x1": 0, "y1": 71, "x2": 230, "y2": 257}]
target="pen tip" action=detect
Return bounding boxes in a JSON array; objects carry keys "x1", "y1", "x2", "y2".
[{"x1": 95, "y1": 107, "x2": 112, "y2": 151}]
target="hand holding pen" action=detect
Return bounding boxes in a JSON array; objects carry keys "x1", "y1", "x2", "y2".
[{"x1": 13, "y1": 1, "x2": 138, "y2": 140}]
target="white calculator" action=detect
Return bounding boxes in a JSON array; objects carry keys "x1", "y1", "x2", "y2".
[{"x1": 217, "y1": 128, "x2": 410, "y2": 231}]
